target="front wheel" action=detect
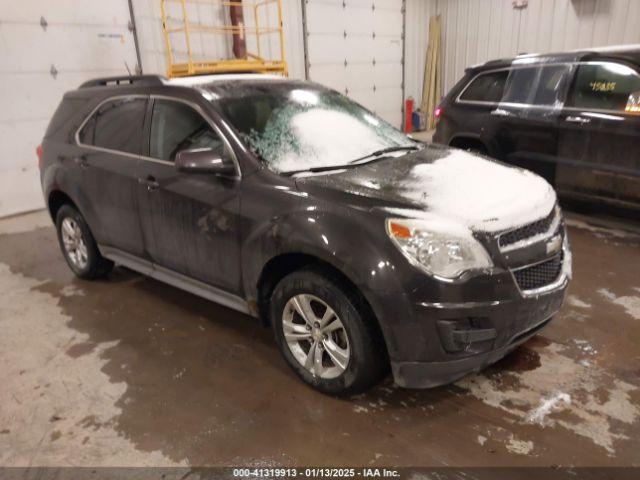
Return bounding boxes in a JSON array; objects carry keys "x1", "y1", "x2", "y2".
[
  {"x1": 55, "y1": 204, "x2": 113, "y2": 279},
  {"x1": 270, "y1": 268, "x2": 388, "y2": 395}
]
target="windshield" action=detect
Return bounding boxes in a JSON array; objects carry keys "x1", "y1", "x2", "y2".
[{"x1": 215, "y1": 85, "x2": 415, "y2": 173}]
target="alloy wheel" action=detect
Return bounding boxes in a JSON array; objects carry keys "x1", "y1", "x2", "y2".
[
  {"x1": 61, "y1": 217, "x2": 88, "y2": 270},
  {"x1": 282, "y1": 294, "x2": 350, "y2": 379}
]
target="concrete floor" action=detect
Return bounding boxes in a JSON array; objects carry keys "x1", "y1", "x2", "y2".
[{"x1": 0, "y1": 210, "x2": 639, "y2": 467}]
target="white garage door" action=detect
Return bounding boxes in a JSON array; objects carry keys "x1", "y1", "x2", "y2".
[
  {"x1": 0, "y1": 0, "x2": 139, "y2": 217},
  {"x1": 304, "y1": 0, "x2": 404, "y2": 128}
]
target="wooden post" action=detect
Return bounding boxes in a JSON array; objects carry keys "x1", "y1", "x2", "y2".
[{"x1": 421, "y1": 15, "x2": 442, "y2": 131}]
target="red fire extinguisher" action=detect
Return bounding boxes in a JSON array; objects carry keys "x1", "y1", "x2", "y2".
[{"x1": 404, "y1": 97, "x2": 414, "y2": 133}]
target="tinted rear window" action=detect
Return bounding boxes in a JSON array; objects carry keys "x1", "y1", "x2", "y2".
[
  {"x1": 459, "y1": 70, "x2": 508, "y2": 103},
  {"x1": 79, "y1": 97, "x2": 147, "y2": 155}
]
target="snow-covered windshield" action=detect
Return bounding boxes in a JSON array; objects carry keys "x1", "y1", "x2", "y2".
[{"x1": 215, "y1": 85, "x2": 415, "y2": 173}]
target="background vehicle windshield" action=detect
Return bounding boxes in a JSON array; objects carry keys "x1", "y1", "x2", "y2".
[{"x1": 215, "y1": 85, "x2": 415, "y2": 173}]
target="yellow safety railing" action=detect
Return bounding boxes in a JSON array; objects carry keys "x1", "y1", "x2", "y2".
[{"x1": 161, "y1": 0, "x2": 288, "y2": 77}]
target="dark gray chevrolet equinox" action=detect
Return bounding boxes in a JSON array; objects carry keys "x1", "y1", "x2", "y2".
[{"x1": 40, "y1": 73, "x2": 572, "y2": 395}]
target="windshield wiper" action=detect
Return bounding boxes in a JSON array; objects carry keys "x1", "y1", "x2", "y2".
[
  {"x1": 281, "y1": 145, "x2": 421, "y2": 176},
  {"x1": 349, "y1": 145, "x2": 420, "y2": 164},
  {"x1": 281, "y1": 164, "x2": 353, "y2": 176}
]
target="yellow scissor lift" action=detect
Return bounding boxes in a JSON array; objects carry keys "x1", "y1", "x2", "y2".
[{"x1": 161, "y1": 0, "x2": 288, "y2": 78}]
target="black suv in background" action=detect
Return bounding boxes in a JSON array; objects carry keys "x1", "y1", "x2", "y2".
[
  {"x1": 41, "y1": 74, "x2": 570, "y2": 395},
  {"x1": 433, "y1": 45, "x2": 640, "y2": 212}
]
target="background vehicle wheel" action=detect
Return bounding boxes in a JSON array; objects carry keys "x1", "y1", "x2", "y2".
[
  {"x1": 270, "y1": 267, "x2": 388, "y2": 396},
  {"x1": 55, "y1": 204, "x2": 113, "y2": 279}
]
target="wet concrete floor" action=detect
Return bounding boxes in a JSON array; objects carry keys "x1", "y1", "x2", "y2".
[{"x1": 0, "y1": 210, "x2": 638, "y2": 467}]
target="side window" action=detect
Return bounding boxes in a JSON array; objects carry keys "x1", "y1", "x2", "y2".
[
  {"x1": 150, "y1": 99, "x2": 224, "y2": 161},
  {"x1": 501, "y1": 67, "x2": 539, "y2": 104},
  {"x1": 533, "y1": 65, "x2": 571, "y2": 106},
  {"x1": 459, "y1": 70, "x2": 508, "y2": 103},
  {"x1": 79, "y1": 115, "x2": 96, "y2": 145},
  {"x1": 79, "y1": 97, "x2": 147, "y2": 154},
  {"x1": 567, "y1": 62, "x2": 640, "y2": 112}
]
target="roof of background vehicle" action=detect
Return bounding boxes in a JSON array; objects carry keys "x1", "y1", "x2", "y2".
[{"x1": 471, "y1": 44, "x2": 640, "y2": 72}]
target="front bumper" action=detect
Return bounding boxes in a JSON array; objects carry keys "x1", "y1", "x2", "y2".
[
  {"x1": 391, "y1": 311, "x2": 559, "y2": 389},
  {"x1": 367, "y1": 238, "x2": 571, "y2": 389}
]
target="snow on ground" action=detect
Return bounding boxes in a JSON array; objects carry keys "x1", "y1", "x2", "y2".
[
  {"x1": 457, "y1": 341, "x2": 640, "y2": 455},
  {"x1": 599, "y1": 288, "x2": 640, "y2": 321},
  {"x1": 567, "y1": 295, "x2": 592, "y2": 309}
]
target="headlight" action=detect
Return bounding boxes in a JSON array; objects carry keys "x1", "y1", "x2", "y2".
[{"x1": 386, "y1": 217, "x2": 492, "y2": 280}]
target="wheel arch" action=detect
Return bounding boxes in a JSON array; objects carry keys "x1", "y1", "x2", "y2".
[
  {"x1": 256, "y1": 252, "x2": 390, "y2": 362},
  {"x1": 448, "y1": 134, "x2": 490, "y2": 154},
  {"x1": 48, "y1": 190, "x2": 79, "y2": 221}
]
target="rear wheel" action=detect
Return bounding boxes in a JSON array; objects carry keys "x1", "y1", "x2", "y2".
[
  {"x1": 271, "y1": 268, "x2": 387, "y2": 395},
  {"x1": 55, "y1": 204, "x2": 113, "y2": 279}
]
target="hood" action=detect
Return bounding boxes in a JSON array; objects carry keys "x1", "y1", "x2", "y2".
[{"x1": 295, "y1": 146, "x2": 556, "y2": 233}]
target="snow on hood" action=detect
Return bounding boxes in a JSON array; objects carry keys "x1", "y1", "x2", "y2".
[
  {"x1": 398, "y1": 149, "x2": 556, "y2": 232},
  {"x1": 297, "y1": 147, "x2": 557, "y2": 233}
]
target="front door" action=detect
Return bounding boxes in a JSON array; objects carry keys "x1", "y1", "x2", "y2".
[
  {"x1": 557, "y1": 61, "x2": 640, "y2": 208},
  {"x1": 137, "y1": 97, "x2": 242, "y2": 294},
  {"x1": 76, "y1": 96, "x2": 147, "y2": 257}
]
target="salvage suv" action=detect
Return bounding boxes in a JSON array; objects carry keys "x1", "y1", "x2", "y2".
[{"x1": 40, "y1": 74, "x2": 571, "y2": 395}]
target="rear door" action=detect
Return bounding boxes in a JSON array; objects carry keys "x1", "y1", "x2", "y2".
[
  {"x1": 557, "y1": 61, "x2": 640, "y2": 208},
  {"x1": 494, "y1": 64, "x2": 573, "y2": 185},
  {"x1": 136, "y1": 97, "x2": 242, "y2": 293},
  {"x1": 77, "y1": 95, "x2": 147, "y2": 256},
  {"x1": 450, "y1": 69, "x2": 509, "y2": 150}
]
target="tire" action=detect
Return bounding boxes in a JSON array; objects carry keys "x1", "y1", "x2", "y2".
[
  {"x1": 55, "y1": 204, "x2": 113, "y2": 279},
  {"x1": 270, "y1": 267, "x2": 388, "y2": 396},
  {"x1": 466, "y1": 145, "x2": 488, "y2": 156}
]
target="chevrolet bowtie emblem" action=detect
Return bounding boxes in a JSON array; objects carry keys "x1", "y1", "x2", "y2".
[{"x1": 546, "y1": 235, "x2": 562, "y2": 255}]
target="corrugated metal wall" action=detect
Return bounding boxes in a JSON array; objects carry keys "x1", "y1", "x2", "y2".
[
  {"x1": 404, "y1": 0, "x2": 640, "y2": 111},
  {"x1": 404, "y1": 0, "x2": 437, "y2": 103}
]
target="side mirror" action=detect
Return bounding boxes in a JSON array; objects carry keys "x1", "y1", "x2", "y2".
[{"x1": 175, "y1": 148, "x2": 236, "y2": 175}]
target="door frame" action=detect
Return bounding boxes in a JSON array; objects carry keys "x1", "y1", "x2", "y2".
[{"x1": 141, "y1": 94, "x2": 243, "y2": 177}]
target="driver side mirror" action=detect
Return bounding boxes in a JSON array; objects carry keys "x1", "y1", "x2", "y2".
[{"x1": 175, "y1": 148, "x2": 236, "y2": 175}]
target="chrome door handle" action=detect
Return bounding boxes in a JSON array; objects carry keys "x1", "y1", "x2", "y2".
[
  {"x1": 565, "y1": 116, "x2": 591, "y2": 124},
  {"x1": 74, "y1": 156, "x2": 89, "y2": 170},
  {"x1": 491, "y1": 108, "x2": 511, "y2": 117}
]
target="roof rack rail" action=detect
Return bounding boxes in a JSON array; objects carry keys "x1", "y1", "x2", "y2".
[{"x1": 79, "y1": 75, "x2": 166, "y2": 89}]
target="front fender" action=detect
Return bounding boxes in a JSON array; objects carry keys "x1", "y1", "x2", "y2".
[{"x1": 241, "y1": 208, "x2": 410, "y2": 303}]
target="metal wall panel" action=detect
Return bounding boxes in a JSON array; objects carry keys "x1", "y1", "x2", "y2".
[
  {"x1": 0, "y1": 0, "x2": 138, "y2": 217},
  {"x1": 437, "y1": 0, "x2": 640, "y2": 94},
  {"x1": 404, "y1": 0, "x2": 437, "y2": 102}
]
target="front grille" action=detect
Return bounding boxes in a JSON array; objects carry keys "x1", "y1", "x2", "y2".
[
  {"x1": 513, "y1": 254, "x2": 563, "y2": 291},
  {"x1": 499, "y1": 207, "x2": 556, "y2": 248}
]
